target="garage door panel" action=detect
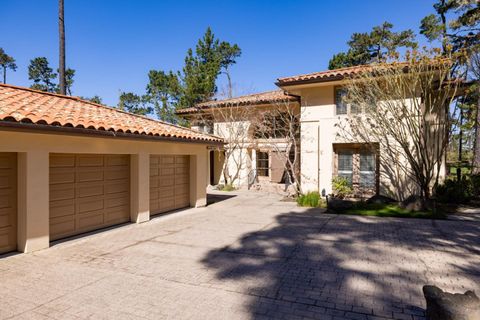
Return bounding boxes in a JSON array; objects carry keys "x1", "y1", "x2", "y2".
[
  {"x1": 158, "y1": 199, "x2": 175, "y2": 211},
  {"x1": 0, "y1": 190, "x2": 14, "y2": 208},
  {"x1": 0, "y1": 169, "x2": 15, "y2": 188},
  {"x1": 158, "y1": 187, "x2": 174, "y2": 197},
  {"x1": 175, "y1": 175, "x2": 189, "y2": 185},
  {"x1": 175, "y1": 156, "x2": 188, "y2": 164},
  {"x1": 76, "y1": 196, "x2": 105, "y2": 214},
  {"x1": 150, "y1": 177, "x2": 159, "y2": 188},
  {"x1": 0, "y1": 153, "x2": 16, "y2": 254},
  {"x1": 76, "y1": 182, "x2": 104, "y2": 198},
  {"x1": 0, "y1": 226, "x2": 15, "y2": 253},
  {"x1": 104, "y1": 206, "x2": 129, "y2": 224},
  {"x1": 0, "y1": 208, "x2": 14, "y2": 228},
  {"x1": 105, "y1": 167, "x2": 129, "y2": 181},
  {"x1": 105, "y1": 193, "x2": 129, "y2": 208},
  {"x1": 160, "y1": 177, "x2": 175, "y2": 187},
  {"x1": 50, "y1": 154, "x2": 130, "y2": 241},
  {"x1": 150, "y1": 167, "x2": 159, "y2": 177},
  {"x1": 105, "y1": 181, "x2": 129, "y2": 194},
  {"x1": 77, "y1": 155, "x2": 104, "y2": 167},
  {"x1": 162, "y1": 156, "x2": 175, "y2": 165},
  {"x1": 0, "y1": 154, "x2": 15, "y2": 168},
  {"x1": 50, "y1": 167, "x2": 76, "y2": 184},
  {"x1": 161, "y1": 167, "x2": 175, "y2": 175},
  {"x1": 76, "y1": 211, "x2": 104, "y2": 231},
  {"x1": 50, "y1": 199, "x2": 75, "y2": 218},
  {"x1": 50, "y1": 215, "x2": 75, "y2": 237},
  {"x1": 50, "y1": 183, "x2": 75, "y2": 201},
  {"x1": 76, "y1": 168, "x2": 104, "y2": 183},
  {"x1": 50, "y1": 154, "x2": 75, "y2": 167},
  {"x1": 150, "y1": 155, "x2": 190, "y2": 216},
  {"x1": 105, "y1": 155, "x2": 129, "y2": 166}
]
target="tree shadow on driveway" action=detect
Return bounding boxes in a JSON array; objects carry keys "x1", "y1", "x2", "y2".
[{"x1": 201, "y1": 209, "x2": 480, "y2": 319}]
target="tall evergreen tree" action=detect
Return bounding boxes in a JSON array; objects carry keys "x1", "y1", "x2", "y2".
[
  {"x1": 420, "y1": 0, "x2": 480, "y2": 174},
  {"x1": 146, "y1": 70, "x2": 181, "y2": 123},
  {"x1": 143, "y1": 27, "x2": 241, "y2": 123},
  {"x1": 328, "y1": 22, "x2": 417, "y2": 69},
  {"x1": 58, "y1": 0, "x2": 66, "y2": 95},
  {"x1": 118, "y1": 92, "x2": 153, "y2": 116},
  {"x1": 0, "y1": 48, "x2": 17, "y2": 84},
  {"x1": 28, "y1": 57, "x2": 58, "y2": 92}
]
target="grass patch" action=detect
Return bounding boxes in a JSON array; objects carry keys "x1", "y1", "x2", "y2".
[
  {"x1": 333, "y1": 203, "x2": 446, "y2": 219},
  {"x1": 217, "y1": 184, "x2": 236, "y2": 192},
  {"x1": 297, "y1": 192, "x2": 327, "y2": 208}
]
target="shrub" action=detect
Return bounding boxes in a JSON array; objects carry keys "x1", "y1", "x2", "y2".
[
  {"x1": 297, "y1": 191, "x2": 324, "y2": 207},
  {"x1": 332, "y1": 176, "x2": 353, "y2": 199},
  {"x1": 434, "y1": 177, "x2": 473, "y2": 204},
  {"x1": 217, "y1": 184, "x2": 236, "y2": 192}
]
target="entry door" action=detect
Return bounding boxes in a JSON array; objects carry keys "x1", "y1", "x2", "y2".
[
  {"x1": 150, "y1": 155, "x2": 190, "y2": 215},
  {"x1": 0, "y1": 153, "x2": 16, "y2": 254}
]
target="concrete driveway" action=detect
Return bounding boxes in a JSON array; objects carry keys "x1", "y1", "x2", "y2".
[{"x1": 0, "y1": 191, "x2": 479, "y2": 320}]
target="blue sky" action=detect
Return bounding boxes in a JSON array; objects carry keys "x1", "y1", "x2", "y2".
[{"x1": 2, "y1": 0, "x2": 436, "y2": 106}]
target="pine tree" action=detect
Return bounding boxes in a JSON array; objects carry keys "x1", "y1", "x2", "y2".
[
  {"x1": 328, "y1": 22, "x2": 416, "y2": 69},
  {"x1": 0, "y1": 48, "x2": 17, "y2": 84}
]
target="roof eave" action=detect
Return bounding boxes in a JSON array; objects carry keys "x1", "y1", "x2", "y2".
[{"x1": 0, "y1": 121, "x2": 224, "y2": 145}]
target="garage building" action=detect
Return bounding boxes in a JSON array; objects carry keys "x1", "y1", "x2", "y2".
[{"x1": 0, "y1": 83, "x2": 222, "y2": 254}]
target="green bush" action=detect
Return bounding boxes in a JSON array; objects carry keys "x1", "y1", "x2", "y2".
[
  {"x1": 332, "y1": 176, "x2": 353, "y2": 199},
  {"x1": 434, "y1": 177, "x2": 473, "y2": 203},
  {"x1": 297, "y1": 191, "x2": 325, "y2": 207},
  {"x1": 217, "y1": 184, "x2": 236, "y2": 192}
]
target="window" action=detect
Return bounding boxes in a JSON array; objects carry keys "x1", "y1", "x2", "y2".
[
  {"x1": 335, "y1": 88, "x2": 348, "y2": 115},
  {"x1": 360, "y1": 153, "x2": 376, "y2": 187},
  {"x1": 337, "y1": 152, "x2": 353, "y2": 185},
  {"x1": 257, "y1": 151, "x2": 269, "y2": 177},
  {"x1": 335, "y1": 87, "x2": 361, "y2": 115}
]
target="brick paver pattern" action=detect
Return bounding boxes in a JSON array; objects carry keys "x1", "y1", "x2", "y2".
[{"x1": 0, "y1": 191, "x2": 478, "y2": 320}]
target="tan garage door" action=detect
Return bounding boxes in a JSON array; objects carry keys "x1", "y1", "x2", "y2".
[
  {"x1": 150, "y1": 155, "x2": 190, "y2": 215},
  {"x1": 0, "y1": 153, "x2": 16, "y2": 254},
  {"x1": 49, "y1": 154, "x2": 130, "y2": 241}
]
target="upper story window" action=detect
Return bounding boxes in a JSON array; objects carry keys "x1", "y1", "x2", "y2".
[
  {"x1": 335, "y1": 88, "x2": 348, "y2": 115},
  {"x1": 335, "y1": 87, "x2": 361, "y2": 115}
]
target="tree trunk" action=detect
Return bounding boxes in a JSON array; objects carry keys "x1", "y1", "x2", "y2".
[
  {"x1": 457, "y1": 109, "x2": 463, "y2": 180},
  {"x1": 58, "y1": 0, "x2": 66, "y2": 95},
  {"x1": 3, "y1": 66, "x2": 5, "y2": 84},
  {"x1": 473, "y1": 83, "x2": 480, "y2": 174}
]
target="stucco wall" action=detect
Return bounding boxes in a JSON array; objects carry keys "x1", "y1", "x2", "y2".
[
  {"x1": 0, "y1": 129, "x2": 211, "y2": 252},
  {"x1": 297, "y1": 85, "x2": 446, "y2": 200}
]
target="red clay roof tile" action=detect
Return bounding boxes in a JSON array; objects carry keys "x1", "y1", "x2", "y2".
[
  {"x1": 176, "y1": 90, "x2": 299, "y2": 114},
  {"x1": 0, "y1": 83, "x2": 222, "y2": 143}
]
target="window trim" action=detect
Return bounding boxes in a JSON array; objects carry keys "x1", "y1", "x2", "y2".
[
  {"x1": 334, "y1": 86, "x2": 362, "y2": 116},
  {"x1": 333, "y1": 144, "x2": 379, "y2": 195}
]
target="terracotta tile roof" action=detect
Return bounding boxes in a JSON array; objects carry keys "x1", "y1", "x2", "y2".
[
  {"x1": 276, "y1": 65, "x2": 375, "y2": 86},
  {"x1": 0, "y1": 83, "x2": 222, "y2": 143},
  {"x1": 176, "y1": 90, "x2": 299, "y2": 115}
]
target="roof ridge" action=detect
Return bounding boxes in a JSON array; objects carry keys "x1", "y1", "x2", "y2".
[
  {"x1": 0, "y1": 83, "x2": 220, "y2": 139},
  {"x1": 277, "y1": 64, "x2": 372, "y2": 81}
]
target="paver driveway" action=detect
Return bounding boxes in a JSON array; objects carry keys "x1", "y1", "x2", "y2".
[{"x1": 0, "y1": 191, "x2": 479, "y2": 320}]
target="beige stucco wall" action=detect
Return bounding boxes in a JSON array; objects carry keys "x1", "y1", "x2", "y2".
[
  {"x1": 0, "y1": 129, "x2": 211, "y2": 253},
  {"x1": 294, "y1": 84, "x2": 446, "y2": 200}
]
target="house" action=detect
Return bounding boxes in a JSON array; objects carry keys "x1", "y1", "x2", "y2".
[
  {"x1": 0, "y1": 83, "x2": 222, "y2": 255},
  {"x1": 177, "y1": 91, "x2": 300, "y2": 191},
  {"x1": 179, "y1": 64, "x2": 447, "y2": 199}
]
